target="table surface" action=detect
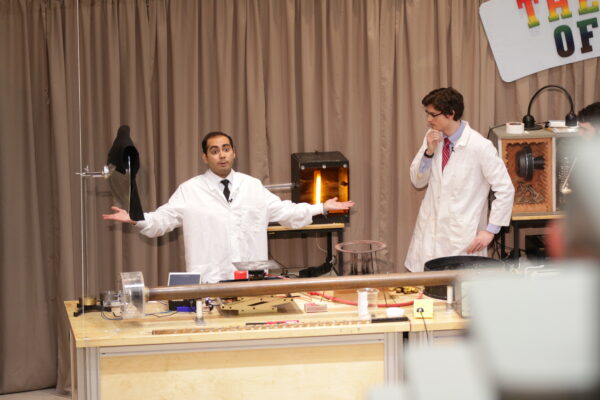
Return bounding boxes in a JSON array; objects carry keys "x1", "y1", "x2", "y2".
[
  {"x1": 511, "y1": 212, "x2": 565, "y2": 221},
  {"x1": 65, "y1": 290, "x2": 466, "y2": 348},
  {"x1": 267, "y1": 222, "x2": 345, "y2": 232}
]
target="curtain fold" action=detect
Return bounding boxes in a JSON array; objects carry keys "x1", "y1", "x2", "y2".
[{"x1": 1, "y1": 0, "x2": 599, "y2": 394}]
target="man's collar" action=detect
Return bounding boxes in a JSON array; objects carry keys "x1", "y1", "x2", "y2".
[
  {"x1": 205, "y1": 168, "x2": 235, "y2": 186},
  {"x1": 444, "y1": 121, "x2": 466, "y2": 144}
]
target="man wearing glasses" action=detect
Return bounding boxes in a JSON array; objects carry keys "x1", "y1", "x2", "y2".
[{"x1": 404, "y1": 87, "x2": 514, "y2": 272}]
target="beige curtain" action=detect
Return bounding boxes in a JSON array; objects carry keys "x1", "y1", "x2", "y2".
[{"x1": 1, "y1": 0, "x2": 599, "y2": 394}]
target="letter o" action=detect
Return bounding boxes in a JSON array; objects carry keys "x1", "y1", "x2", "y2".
[{"x1": 554, "y1": 25, "x2": 575, "y2": 57}]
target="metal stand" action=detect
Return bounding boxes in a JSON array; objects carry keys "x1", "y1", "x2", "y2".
[{"x1": 267, "y1": 223, "x2": 345, "y2": 275}]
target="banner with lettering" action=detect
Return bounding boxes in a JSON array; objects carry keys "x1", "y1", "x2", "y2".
[{"x1": 480, "y1": 0, "x2": 599, "y2": 82}]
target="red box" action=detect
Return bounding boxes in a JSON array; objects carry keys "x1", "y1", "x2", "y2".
[{"x1": 234, "y1": 270, "x2": 248, "y2": 280}]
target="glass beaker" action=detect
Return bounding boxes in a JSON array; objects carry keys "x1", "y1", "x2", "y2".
[
  {"x1": 357, "y1": 288, "x2": 379, "y2": 321},
  {"x1": 102, "y1": 290, "x2": 122, "y2": 316},
  {"x1": 335, "y1": 240, "x2": 387, "y2": 275}
]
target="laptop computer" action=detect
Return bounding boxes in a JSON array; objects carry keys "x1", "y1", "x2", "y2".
[{"x1": 167, "y1": 272, "x2": 201, "y2": 311}]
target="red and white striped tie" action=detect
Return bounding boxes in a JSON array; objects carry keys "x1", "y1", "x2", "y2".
[{"x1": 442, "y1": 137, "x2": 451, "y2": 171}]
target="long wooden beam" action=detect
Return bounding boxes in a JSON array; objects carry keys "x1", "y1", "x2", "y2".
[{"x1": 147, "y1": 270, "x2": 460, "y2": 300}]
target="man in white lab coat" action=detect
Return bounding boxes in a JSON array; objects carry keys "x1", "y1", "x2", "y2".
[
  {"x1": 404, "y1": 88, "x2": 514, "y2": 272},
  {"x1": 103, "y1": 131, "x2": 354, "y2": 283}
]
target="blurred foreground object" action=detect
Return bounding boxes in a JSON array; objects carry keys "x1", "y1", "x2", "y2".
[
  {"x1": 371, "y1": 266, "x2": 600, "y2": 400},
  {"x1": 563, "y1": 137, "x2": 600, "y2": 259},
  {"x1": 470, "y1": 266, "x2": 600, "y2": 399},
  {"x1": 546, "y1": 136, "x2": 600, "y2": 260}
]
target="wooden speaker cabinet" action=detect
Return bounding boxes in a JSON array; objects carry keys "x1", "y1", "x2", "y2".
[{"x1": 488, "y1": 125, "x2": 580, "y2": 214}]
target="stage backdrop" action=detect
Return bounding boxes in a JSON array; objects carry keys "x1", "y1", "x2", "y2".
[{"x1": 1, "y1": 0, "x2": 599, "y2": 394}]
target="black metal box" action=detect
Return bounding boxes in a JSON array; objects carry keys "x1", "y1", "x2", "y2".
[{"x1": 291, "y1": 151, "x2": 350, "y2": 223}]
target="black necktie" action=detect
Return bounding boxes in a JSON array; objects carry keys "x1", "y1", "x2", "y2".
[{"x1": 221, "y1": 179, "x2": 230, "y2": 201}]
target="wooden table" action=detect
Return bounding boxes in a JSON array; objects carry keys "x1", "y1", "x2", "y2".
[{"x1": 66, "y1": 290, "x2": 466, "y2": 400}]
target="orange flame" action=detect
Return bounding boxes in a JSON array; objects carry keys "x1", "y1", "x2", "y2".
[{"x1": 314, "y1": 170, "x2": 322, "y2": 204}]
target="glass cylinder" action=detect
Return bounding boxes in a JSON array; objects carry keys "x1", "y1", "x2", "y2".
[{"x1": 357, "y1": 288, "x2": 379, "y2": 321}]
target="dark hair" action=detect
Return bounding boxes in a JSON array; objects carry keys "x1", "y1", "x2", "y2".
[
  {"x1": 421, "y1": 87, "x2": 464, "y2": 121},
  {"x1": 201, "y1": 131, "x2": 234, "y2": 154},
  {"x1": 577, "y1": 102, "x2": 600, "y2": 128}
]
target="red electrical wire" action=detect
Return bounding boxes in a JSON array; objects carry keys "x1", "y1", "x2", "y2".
[
  {"x1": 306, "y1": 290, "x2": 423, "y2": 307},
  {"x1": 268, "y1": 274, "x2": 423, "y2": 307}
]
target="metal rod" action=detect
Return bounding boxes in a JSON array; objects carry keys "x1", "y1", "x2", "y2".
[
  {"x1": 75, "y1": 165, "x2": 112, "y2": 179},
  {"x1": 75, "y1": 171, "x2": 106, "y2": 178},
  {"x1": 264, "y1": 183, "x2": 294, "y2": 190},
  {"x1": 147, "y1": 270, "x2": 460, "y2": 301}
]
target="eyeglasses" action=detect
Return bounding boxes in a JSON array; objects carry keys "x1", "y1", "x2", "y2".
[{"x1": 425, "y1": 110, "x2": 443, "y2": 118}]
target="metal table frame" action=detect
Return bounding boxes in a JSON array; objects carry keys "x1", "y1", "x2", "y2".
[
  {"x1": 267, "y1": 223, "x2": 345, "y2": 275},
  {"x1": 501, "y1": 213, "x2": 564, "y2": 260}
]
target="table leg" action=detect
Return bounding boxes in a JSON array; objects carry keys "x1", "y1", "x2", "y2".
[
  {"x1": 513, "y1": 222, "x2": 520, "y2": 260},
  {"x1": 500, "y1": 227, "x2": 507, "y2": 259},
  {"x1": 326, "y1": 232, "x2": 333, "y2": 266},
  {"x1": 338, "y1": 230, "x2": 344, "y2": 276}
]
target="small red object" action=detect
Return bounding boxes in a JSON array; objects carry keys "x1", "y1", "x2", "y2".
[{"x1": 234, "y1": 270, "x2": 248, "y2": 280}]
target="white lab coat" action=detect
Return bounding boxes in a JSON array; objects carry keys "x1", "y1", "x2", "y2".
[
  {"x1": 137, "y1": 170, "x2": 322, "y2": 283},
  {"x1": 404, "y1": 122, "x2": 514, "y2": 272}
]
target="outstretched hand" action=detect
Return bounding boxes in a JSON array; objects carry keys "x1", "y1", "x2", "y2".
[
  {"x1": 102, "y1": 206, "x2": 136, "y2": 225},
  {"x1": 323, "y1": 197, "x2": 355, "y2": 213}
]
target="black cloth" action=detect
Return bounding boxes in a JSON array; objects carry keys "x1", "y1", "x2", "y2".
[{"x1": 106, "y1": 125, "x2": 144, "y2": 220}]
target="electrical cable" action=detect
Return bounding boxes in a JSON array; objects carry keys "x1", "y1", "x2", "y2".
[
  {"x1": 101, "y1": 310, "x2": 123, "y2": 320},
  {"x1": 417, "y1": 308, "x2": 429, "y2": 342},
  {"x1": 490, "y1": 235, "x2": 501, "y2": 259},
  {"x1": 274, "y1": 275, "x2": 422, "y2": 307},
  {"x1": 318, "y1": 291, "x2": 326, "y2": 303},
  {"x1": 146, "y1": 310, "x2": 178, "y2": 318},
  {"x1": 306, "y1": 290, "x2": 423, "y2": 307},
  {"x1": 485, "y1": 123, "x2": 505, "y2": 139},
  {"x1": 314, "y1": 234, "x2": 329, "y2": 255}
]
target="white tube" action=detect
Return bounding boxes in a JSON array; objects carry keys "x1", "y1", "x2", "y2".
[{"x1": 446, "y1": 285, "x2": 454, "y2": 307}]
